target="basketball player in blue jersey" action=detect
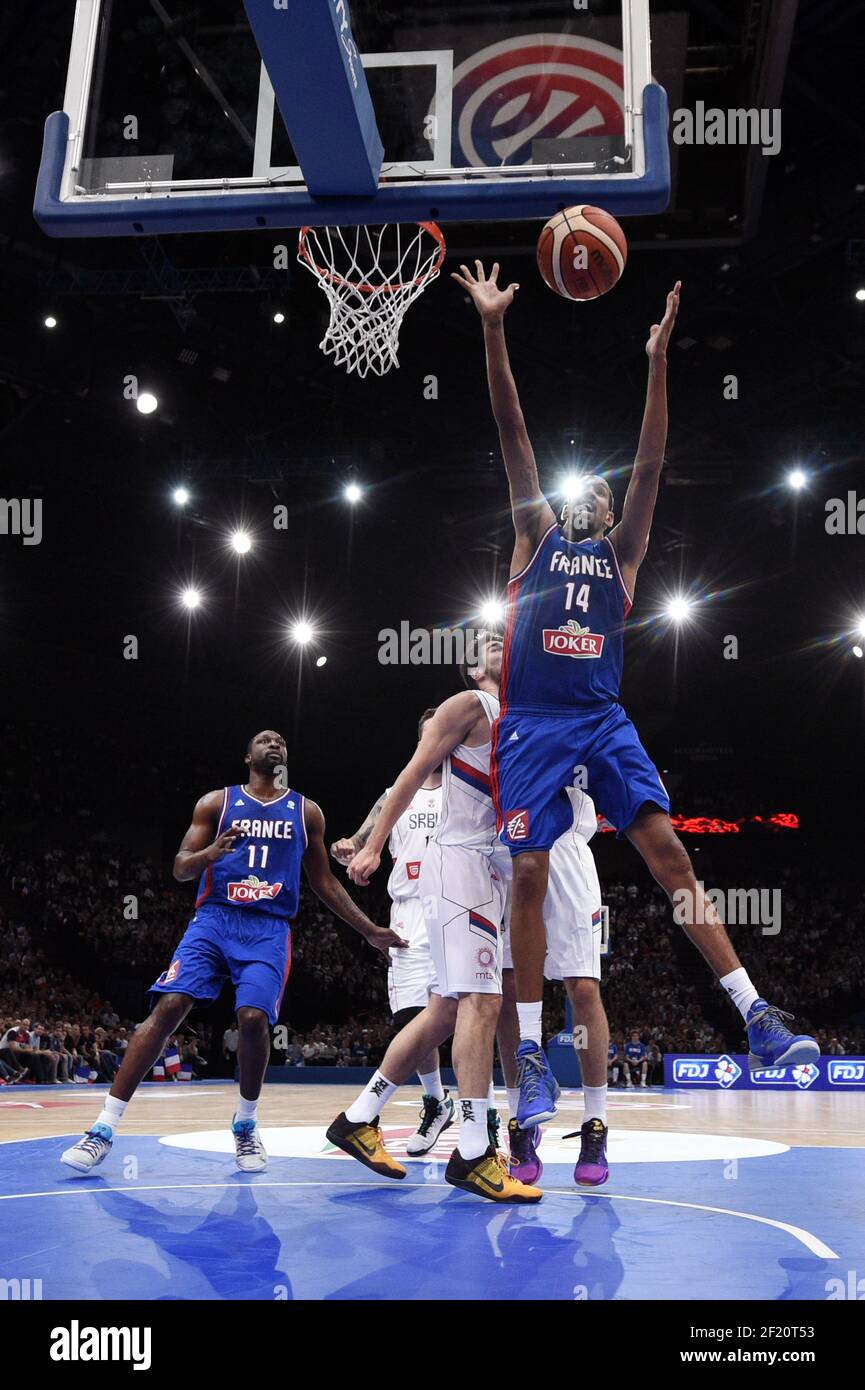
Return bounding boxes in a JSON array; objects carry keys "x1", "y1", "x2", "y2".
[
  {"x1": 62, "y1": 729, "x2": 405, "y2": 1175},
  {"x1": 454, "y1": 261, "x2": 819, "y2": 1155}
]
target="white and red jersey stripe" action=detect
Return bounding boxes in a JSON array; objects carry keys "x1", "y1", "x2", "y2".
[{"x1": 434, "y1": 690, "x2": 501, "y2": 852}]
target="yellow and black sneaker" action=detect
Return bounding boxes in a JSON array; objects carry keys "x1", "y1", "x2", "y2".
[
  {"x1": 325, "y1": 1112, "x2": 407, "y2": 1179},
  {"x1": 444, "y1": 1144, "x2": 543, "y2": 1203}
]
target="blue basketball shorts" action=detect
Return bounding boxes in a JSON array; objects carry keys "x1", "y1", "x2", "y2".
[
  {"x1": 149, "y1": 903, "x2": 292, "y2": 1025},
  {"x1": 491, "y1": 701, "x2": 670, "y2": 853}
]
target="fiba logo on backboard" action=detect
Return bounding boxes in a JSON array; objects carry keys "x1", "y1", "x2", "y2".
[{"x1": 451, "y1": 35, "x2": 625, "y2": 169}]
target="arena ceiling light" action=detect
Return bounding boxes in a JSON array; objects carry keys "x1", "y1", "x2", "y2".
[
  {"x1": 786, "y1": 468, "x2": 807, "y2": 490},
  {"x1": 316, "y1": 655, "x2": 328, "y2": 668},
  {"x1": 273, "y1": 311, "x2": 285, "y2": 323},
  {"x1": 479, "y1": 598, "x2": 505, "y2": 624},
  {"x1": 136, "y1": 392, "x2": 158, "y2": 415},
  {"x1": 344, "y1": 483, "x2": 362, "y2": 504},
  {"x1": 43, "y1": 314, "x2": 58, "y2": 328},
  {"x1": 172, "y1": 486, "x2": 190, "y2": 506},
  {"x1": 230, "y1": 530, "x2": 252, "y2": 555},
  {"x1": 665, "y1": 596, "x2": 694, "y2": 622},
  {"x1": 291, "y1": 621, "x2": 315, "y2": 645},
  {"x1": 181, "y1": 587, "x2": 202, "y2": 610},
  {"x1": 559, "y1": 473, "x2": 584, "y2": 501},
  {"x1": 856, "y1": 288, "x2": 865, "y2": 302}
]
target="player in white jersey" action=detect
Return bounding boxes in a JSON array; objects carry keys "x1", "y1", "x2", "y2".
[
  {"x1": 331, "y1": 709, "x2": 454, "y2": 1154},
  {"x1": 326, "y1": 635, "x2": 542, "y2": 1203},
  {"x1": 497, "y1": 783, "x2": 613, "y2": 1188}
]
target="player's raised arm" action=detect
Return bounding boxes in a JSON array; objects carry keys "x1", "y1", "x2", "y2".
[
  {"x1": 452, "y1": 260, "x2": 556, "y2": 566},
  {"x1": 302, "y1": 801, "x2": 407, "y2": 957},
  {"x1": 608, "y1": 282, "x2": 681, "y2": 594},
  {"x1": 347, "y1": 692, "x2": 481, "y2": 886},
  {"x1": 330, "y1": 791, "x2": 387, "y2": 866},
  {"x1": 173, "y1": 789, "x2": 243, "y2": 882}
]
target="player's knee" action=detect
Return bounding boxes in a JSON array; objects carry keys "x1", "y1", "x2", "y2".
[
  {"x1": 459, "y1": 992, "x2": 502, "y2": 1022},
  {"x1": 648, "y1": 831, "x2": 692, "y2": 891},
  {"x1": 565, "y1": 976, "x2": 600, "y2": 1012},
  {"x1": 152, "y1": 992, "x2": 191, "y2": 1025},
  {"x1": 236, "y1": 1006, "x2": 269, "y2": 1035},
  {"x1": 512, "y1": 851, "x2": 549, "y2": 907}
]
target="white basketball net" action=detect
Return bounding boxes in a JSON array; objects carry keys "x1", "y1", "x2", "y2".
[{"x1": 297, "y1": 222, "x2": 446, "y2": 378}]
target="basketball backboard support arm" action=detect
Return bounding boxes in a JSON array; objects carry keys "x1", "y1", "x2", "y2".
[
  {"x1": 242, "y1": 0, "x2": 383, "y2": 198},
  {"x1": 34, "y1": 0, "x2": 671, "y2": 238}
]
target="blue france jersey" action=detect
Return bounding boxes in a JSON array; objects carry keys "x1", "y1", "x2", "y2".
[
  {"x1": 501, "y1": 524, "x2": 632, "y2": 715},
  {"x1": 194, "y1": 785, "x2": 306, "y2": 923}
]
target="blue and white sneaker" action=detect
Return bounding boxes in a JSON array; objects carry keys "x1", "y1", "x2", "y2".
[
  {"x1": 61, "y1": 1122, "x2": 113, "y2": 1173},
  {"x1": 515, "y1": 1040, "x2": 560, "y2": 1128},
  {"x1": 232, "y1": 1115, "x2": 268, "y2": 1171},
  {"x1": 746, "y1": 1000, "x2": 820, "y2": 1073}
]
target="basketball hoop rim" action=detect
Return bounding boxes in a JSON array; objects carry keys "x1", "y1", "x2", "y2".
[{"x1": 297, "y1": 221, "x2": 447, "y2": 295}]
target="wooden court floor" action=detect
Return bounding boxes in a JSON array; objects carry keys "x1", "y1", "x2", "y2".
[{"x1": 4, "y1": 1081, "x2": 864, "y2": 1148}]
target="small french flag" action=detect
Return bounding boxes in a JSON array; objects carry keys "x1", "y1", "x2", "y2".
[
  {"x1": 179, "y1": 1065, "x2": 193, "y2": 1082},
  {"x1": 152, "y1": 1060, "x2": 165, "y2": 1081},
  {"x1": 164, "y1": 1047, "x2": 182, "y2": 1076},
  {"x1": 73, "y1": 1062, "x2": 98, "y2": 1083}
]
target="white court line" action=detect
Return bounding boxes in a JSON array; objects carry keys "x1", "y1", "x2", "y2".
[{"x1": 0, "y1": 1178, "x2": 838, "y2": 1258}]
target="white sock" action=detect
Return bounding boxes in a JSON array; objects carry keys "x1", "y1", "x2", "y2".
[
  {"x1": 235, "y1": 1095, "x2": 258, "y2": 1122},
  {"x1": 516, "y1": 1002, "x2": 543, "y2": 1046},
  {"x1": 95, "y1": 1095, "x2": 127, "y2": 1134},
  {"x1": 487, "y1": 1080, "x2": 496, "y2": 1110},
  {"x1": 720, "y1": 967, "x2": 761, "y2": 1020},
  {"x1": 346, "y1": 1071, "x2": 397, "y2": 1124},
  {"x1": 506, "y1": 1087, "x2": 521, "y2": 1119},
  {"x1": 583, "y1": 1084, "x2": 608, "y2": 1125},
  {"x1": 418, "y1": 1069, "x2": 444, "y2": 1102},
  {"x1": 458, "y1": 1098, "x2": 489, "y2": 1160}
]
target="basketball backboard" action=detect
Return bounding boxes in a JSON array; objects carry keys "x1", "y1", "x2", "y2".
[{"x1": 35, "y1": 0, "x2": 670, "y2": 238}]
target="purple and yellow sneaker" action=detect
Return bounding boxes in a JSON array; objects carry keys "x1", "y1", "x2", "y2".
[
  {"x1": 572, "y1": 1118, "x2": 609, "y2": 1187},
  {"x1": 507, "y1": 1117, "x2": 543, "y2": 1183},
  {"x1": 515, "y1": 1040, "x2": 560, "y2": 1128},
  {"x1": 746, "y1": 1000, "x2": 820, "y2": 1074}
]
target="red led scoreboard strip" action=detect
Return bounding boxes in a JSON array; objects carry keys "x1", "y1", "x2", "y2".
[{"x1": 596, "y1": 813, "x2": 799, "y2": 834}]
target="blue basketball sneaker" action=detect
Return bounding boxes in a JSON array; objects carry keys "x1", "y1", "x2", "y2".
[
  {"x1": 746, "y1": 1000, "x2": 820, "y2": 1073},
  {"x1": 515, "y1": 1040, "x2": 560, "y2": 1128}
]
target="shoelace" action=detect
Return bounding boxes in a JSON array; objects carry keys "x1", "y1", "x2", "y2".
[
  {"x1": 516, "y1": 1049, "x2": 547, "y2": 1104},
  {"x1": 580, "y1": 1121, "x2": 606, "y2": 1163},
  {"x1": 508, "y1": 1121, "x2": 534, "y2": 1162},
  {"x1": 416, "y1": 1096, "x2": 443, "y2": 1137},
  {"x1": 79, "y1": 1131, "x2": 108, "y2": 1158},
  {"x1": 753, "y1": 1005, "x2": 795, "y2": 1036},
  {"x1": 234, "y1": 1127, "x2": 260, "y2": 1156}
]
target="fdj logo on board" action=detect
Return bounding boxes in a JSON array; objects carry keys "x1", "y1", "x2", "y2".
[
  {"x1": 828, "y1": 1060, "x2": 865, "y2": 1085},
  {"x1": 672, "y1": 1054, "x2": 742, "y2": 1087},
  {"x1": 751, "y1": 1063, "x2": 819, "y2": 1089}
]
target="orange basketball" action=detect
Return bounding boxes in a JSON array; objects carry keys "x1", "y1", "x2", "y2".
[{"x1": 537, "y1": 205, "x2": 628, "y2": 301}]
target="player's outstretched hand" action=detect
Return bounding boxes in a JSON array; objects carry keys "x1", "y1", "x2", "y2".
[
  {"x1": 451, "y1": 260, "x2": 519, "y2": 324},
  {"x1": 347, "y1": 843, "x2": 381, "y2": 885},
  {"x1": 330, "y1": 837, "x2": 357, "y2": 866},
  {"x1": 204, "y1": 827, "x2": 245, "y2": 862},
  {"x1": 646, "y1": 281, "x2": 682, "y2": 360},
  {"x1": 364, "y1": 925, "x2": 409, "y2": 957}
]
